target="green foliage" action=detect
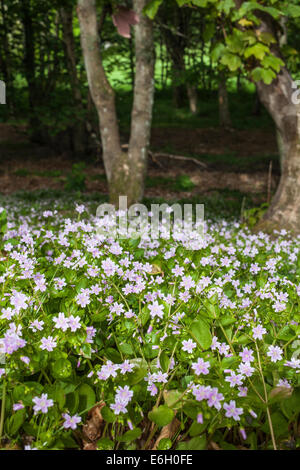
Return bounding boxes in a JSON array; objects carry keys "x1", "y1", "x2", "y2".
[
  {"x1": 65, "y1": 163, "x2": 86, "y2": 192},
  {"x1": 242, "y1": 202, "x2": 269, "y2": 228}
]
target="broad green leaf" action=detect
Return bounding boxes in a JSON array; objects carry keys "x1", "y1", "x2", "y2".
[
  {"x1": 177, "y1": 435, "x2": 206, "y2": 450},
  {"x1": 148, "y1": 405, "x2": 174, "y2": 427},
  {"x1": 78, "y1": 383, "x2": 96, "y2": 412},
  {"x1": 117, "y1": 428, "x2": 142, "y2": 442},
  {"x1": 189, "y1": 318, "x2": 212, "y2": 349}
]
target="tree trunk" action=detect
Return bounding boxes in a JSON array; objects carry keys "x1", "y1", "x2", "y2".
[
  {"x1": 0, "y1": 0, "x2": 14, "y2": 116},
  {"x1": 171, "y1": 60, "x2": 186, "y2": 108},
  {"x1": 187, "y1": 84, "x2": 197, "y2": 114},
  {"x1": 256, "y1": 69, "x2": 300, "y2": 233},
  {"x1": 218, "y1": 77, "x2": 232, "y2": 128},
  {"x1": 123, "y1": 0, "x2": 155, "y2": 206},
  {"x1": 246, "y1": 12, "x2": 300, "y2": 233},
  {"x1": 77, "y1": 0, "x2": 155, "y2": 206},
  {"x1": 60, "y1": 5, "x2": 86, "y2": 156},
  {"x1": 21, "y1": 0, "x2": 40, "y2": 137},
  {"x1": 232, "y1": 1, "x2": 300, "y2": 233},
  {"x1": 77, "y1": 0, "x2": 122, "y2": 182}
]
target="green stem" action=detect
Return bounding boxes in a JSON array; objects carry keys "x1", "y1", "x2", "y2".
[
  {"x1": 255, "y1": 342, "x2": 277, "y2": 450},
  {"x1": 0, "y1": 379, "x2": 7, "y2": 443},
  {"x1": 143, "y1": 424, "x2": 158, "y2": 450}
]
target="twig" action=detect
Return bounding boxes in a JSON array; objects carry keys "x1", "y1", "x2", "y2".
[
  {"x1": 120, "y1": 144, "x2": 208, "y2": 169},
  {"x1": 150, "y1": 152, "x2": 207, "y2": 168}
]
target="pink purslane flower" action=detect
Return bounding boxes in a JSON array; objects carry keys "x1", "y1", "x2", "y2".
[
  {"x1": 32, "y1": 394, "x2": 54, "y2": 414},
  {"x1": 53, "y1": 312, "x2": 69, "y2": 331},
  {"x1": 223, "y1": 400, "x2": 243, "y2": 421},
  {"x1": 252, "y1": 324, "x2": 267, "y2": 340},
  {"x1": 62, "y1": 413, "x2": 82, "y2": 430},
  {"x1": 239, "y1": 347, "x2": 254, "y2": 363},
  {"x1": 13, "y1": 403, "x2": 25, "y2": 411},
  {"x1": 267, "y1": 345, "x2": 283, "y2": 362},
  {"x1": 10, "y1": 291, "x2": 29, "y2": 312},
  {"x1": 191, "y1": 358, "x2": 210, "y2": 376},
  {"x1": 182, "y1": 339, "x2": 197, "y2": 354},
  {"x1": 68, "y1": 315, "x2": 81, "y2": 332},
  {"x1": 40, "y1": 336, "x2": 57, "y2": 352},
  {"x1": 148, "y1": 301, "x2": 164, "y2": 320}
]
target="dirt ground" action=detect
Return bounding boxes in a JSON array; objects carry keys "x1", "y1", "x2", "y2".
[{"x1": 0, "y1": 123, "x2": 279, "y2": 199}]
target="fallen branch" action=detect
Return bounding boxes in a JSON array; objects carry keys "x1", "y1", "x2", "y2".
[
  {"x1": 120, "y1": 144, "x2": 207, "y2": 168},
  {"x1": 150, "y1": 152, "x2": 207, "y2": 168}
]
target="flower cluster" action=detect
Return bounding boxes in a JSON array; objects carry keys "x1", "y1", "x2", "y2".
[{"x1": 0, "y1": 197, "x2": 300, "y2": 450}]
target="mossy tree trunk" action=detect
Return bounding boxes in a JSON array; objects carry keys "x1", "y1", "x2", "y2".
[
  {"x1": 257, "y1": 69, "x2": 300, "y2": 234},
  {"x1": 254, "y1": 15, "x2": 300, "y2": 233},
  {"x1": 77, "y1": 0, "x2": 154, "y2": 207}
]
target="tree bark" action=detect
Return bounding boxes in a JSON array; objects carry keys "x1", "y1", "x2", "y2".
[
  {"x1": 232, "y1": 1, "x2": 300, "y2": 233},
  {"x1": 0, "y1": 0, "x2": 14, "y2": 116},
  {"x1": 109, "y1": 0, "x2": 155, "y2": 206},
  {"x1": 21, "y1": 0, "x2": 40, "y2": 136},
  {"x1": 77, "y1": 0, "x2": 122, "y2": 182},
  {"x1": 218, "y1": 77, "x2": 232, "y2": 128},
  {"x1": 77, "y1": 0, "x2": 155, "y2": 206},
  {"x1": 60, "y1": 5, "x2": 86, "y2": 156},
  {"x1": 118, "y1": 0, "x2": 155, "y2": 206},
  {"x1": 187, "y1": 84, "x2": 197, "y2": 114},
  {"x1": 256, "y1": 68, "x2": 300, "y2": 233}
]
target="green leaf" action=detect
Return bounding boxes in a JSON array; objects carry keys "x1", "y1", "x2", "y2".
[
  {"x1": 119, "y1": 342, "x2": 134, "y2": 355},
  {"x1": 281, "y1": 388, "x2": 300, "y2": 419},
  {"x1": 211, "y1": 43, "x2": 226, "y2": 62},
  {"x1": 143, "y1": 0, "x2": 163, "y2": 18},
  {"x1": 160, "y1": 351, "x2": 170, "y2": 372},
  {"x1": 117, "y1": 428, "x2": 142, "y2": 442},
  {"x1": 148, "y1": 405, "x2": 174, "y2": 427},
  {"x1": 189, "y1": 420, "x2": 207, "y2": 437},
  {"x1": 65, "y1": 391, "x2": 79, "y2": 415},
  {"x1": 7, "y1": 408, "x2": 26, "y2": 436},
  {"x1": 157, "y1": 438, "x2": 172, "y2": 450},
  {"x1": 102, "y1": 405, "x2": 116, "y2": 423},
  {"x1": 177, "y1": 435, "x2": 206, "y2": 450},
  {"x1": 260, "y1": 68, "x2": 276, "y2": 85},
  {"x1": 220, "y1": 53, "x2": 242, "y2": 71},
  {"x1": 77, "y1": 383, "x2": 96, "y2": 413},
  {"x1": 164, "y1": 389, "x2": 183, "y2": 409},
  {"x1": 261, "y1": 55, "x2": 284, "y2": 73},
  {"x1": 189, "y1": 318, "x2": 212, "y2": 349},
  {"x1": 284, "y1": 4, "x2": 300, "y2": 18},
  {"x1": 51, "y1": 358, "x2": 72, "y2": 379},
  {"x1": 127, "y1": 358, "x2": 148, "y2": 385},
  {"x1": 244, "y1": 43, "x2": 269, "y2": 60},
  {"x1": 97, "y1": 438, "x2": 114, "y2": 450}
]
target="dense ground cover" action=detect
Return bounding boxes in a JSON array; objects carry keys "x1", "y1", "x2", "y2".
[{"x1": 0, "y1": 196, "x2": 300, "y2": 450}]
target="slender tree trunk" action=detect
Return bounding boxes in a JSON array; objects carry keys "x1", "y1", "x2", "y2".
[
  {"x1": 218, "y1": 77, "x2": 232, "y2": 128},
  {"x1": 171, "y1": 59, "x2": 186, "y2": 108},
  {"x1": 21, "y1": 0, "x2": 40, "y2": 136},
  {"x1": 187, "y1": 84, "x2": 197, "y2": 114},
  {"x1": 0, "y1": 0, "x2": 14, "y2": 116},
  {"x1": 77, "y1": 0, "x2": 122, "y2": 182},
  {"x1": 77, "y1": 0, "x2": 155, "y2": 206},
  {"x1": 60, "y1": 5, "x2": 86, "y2": 156},
  {"x1": 122, "y1": 0, "x2": 155, "y2": 206}
]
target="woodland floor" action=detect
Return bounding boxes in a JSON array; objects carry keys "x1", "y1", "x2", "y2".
[{"x1": 0, "y1": 123, "x2": 279, "y2": 207}]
